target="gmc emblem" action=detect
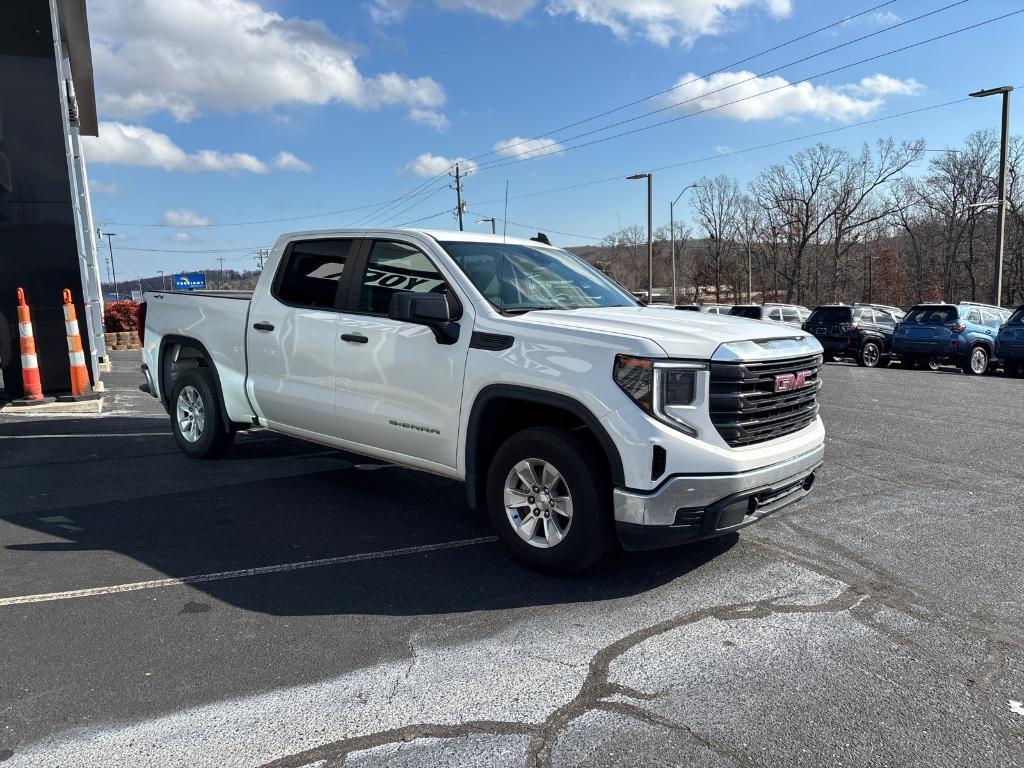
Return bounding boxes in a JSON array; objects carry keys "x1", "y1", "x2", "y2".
[{"x1": 774, "y1": 370, "x2": 814, "y2": 394}]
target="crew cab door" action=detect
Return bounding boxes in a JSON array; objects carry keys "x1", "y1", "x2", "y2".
[
  {"x1": 333, "y1": 237, "x2": 473, "y2": 470},
  {"x1": 246, "y1": 237, "x2": 358, "y2": 437}
]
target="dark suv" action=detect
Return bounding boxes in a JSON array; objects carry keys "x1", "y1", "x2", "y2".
[
  {"x1": 995, "y1": 305, "x2": 1024, "y2": 376},
  {"x1": 803, "y1": 304, "x2": 896, "y2": 367}
]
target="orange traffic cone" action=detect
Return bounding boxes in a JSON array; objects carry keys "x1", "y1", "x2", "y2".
[
  {"x1": 62, "y1": 289, "x2": 91, "y2": 396},
  {"x1": 16, "y1": 287, "x2": 45, "y2": 401}
]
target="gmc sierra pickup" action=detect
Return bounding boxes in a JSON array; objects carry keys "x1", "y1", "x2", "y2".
[{"x1": 140, "y1": 229, "x2": 825, "y2": 573}]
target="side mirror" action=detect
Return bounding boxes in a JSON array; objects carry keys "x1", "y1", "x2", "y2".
[{"x1": 388, "y1": 291, "x2": 459, "y2": 345}]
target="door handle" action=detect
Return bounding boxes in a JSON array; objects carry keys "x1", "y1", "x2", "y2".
[
  {"x1": 341, "y1": 333, "x2": 369, "y2": 344},
  {"x1": 252, "y1": 322, "x2": 275, "y2": 332}
]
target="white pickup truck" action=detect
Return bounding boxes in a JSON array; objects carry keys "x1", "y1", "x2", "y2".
[{"x1": 140, "y1": 228, "x2": 824, "y2": 572}]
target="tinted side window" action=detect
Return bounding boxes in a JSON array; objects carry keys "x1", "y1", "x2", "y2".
[
  {"x1": 766, "y1": 307, "x2": 782, "y2": 321},
  {"x1": 781, "y1": 308, "x2": 799, "y2": 323},
  {"x1": 357, "y1": 241, "x2": 455, "y2": 316},
  {"x1": 273, "y1": 239, "x2": 352, "y2": 309},
  {"x1": 876, "y1": 311, "x2": 895, "y2": 327},
  {"x1": 967, "y1": 308, "x2": 983, "y2": 325},
  {"x1": 982, "y1": 309, "x2": 1001, "y2": 328}
]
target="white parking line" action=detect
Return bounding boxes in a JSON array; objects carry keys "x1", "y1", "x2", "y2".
[{"x1": 0, "y1": 536, "x2": 498, "y2": 607}]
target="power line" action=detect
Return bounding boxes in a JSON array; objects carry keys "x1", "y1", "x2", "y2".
[
  {"x1": 467, "y1": 0, "x2": 928, "y2": 165},
  {"x1": 469, "y1": 7, "x2": 1020, "y2": 175},
  {"x1": 472, "y1": 96, "x2": 974, "y2": 209},
  {"x1": 465, "y1": 211, "x2": 601, "y2": 242},
  {"x1": 343, "y1": 2, "x2": 905, "y2": 230}
]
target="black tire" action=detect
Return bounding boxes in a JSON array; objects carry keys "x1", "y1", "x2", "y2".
[
  {"x1": 961, "y1": 345, "x2": 990, "y2": 376},
  {"x1": 1008, "y1": 361, "x2": 1024, "y2": 378},
  {"x1": 857, "y1": 340, "x2": 884, "y2": 368},
  {"x1": 169, "y1": 367, "x2": 235, "y2": 459},
  {"x1": 822, "y1": 353, "x2": 835, "y2": 363},
  {"x1": 485, "y1": 425, "x2": 612, "y2": 574}
]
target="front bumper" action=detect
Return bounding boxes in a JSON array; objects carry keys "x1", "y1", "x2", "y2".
[{"x1": 613, "y1": 444, "x2": 823, "y2": 550}]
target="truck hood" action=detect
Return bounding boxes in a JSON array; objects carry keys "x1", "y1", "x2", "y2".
[{"x1": 509, "y1": 306, "x2": 812, "y2": 359}]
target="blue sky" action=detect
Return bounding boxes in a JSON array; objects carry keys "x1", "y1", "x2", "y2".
[{"x1": 81, "y1": 0, "x2": 1023, "y2": 279}]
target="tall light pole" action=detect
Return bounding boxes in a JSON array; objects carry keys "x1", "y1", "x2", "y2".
[
  {"x1": 158, "y1": 270, "x2": 167, "y2": 290},
  {"x1": 99, "y1": 230, "x2": 119, "y2": 300},
  {"x1": 969, "y1": 85, "x2": 1012, "y2": 306},
  {"x1": 627, "y1": 173, "x2": 653, "y2": 302},
  {"x1": 476, "y1": 217, "x2": 496, "y2": 234},
  {"x1": 670, "y1": 183, "x2": 697, "y2": 306}
]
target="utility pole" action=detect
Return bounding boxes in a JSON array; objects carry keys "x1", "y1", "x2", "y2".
[
  {"x1": 158, "y1": 270, "x2": 166, "y2": 290},
  {"x1": 451, "y1": 164, "x2": 465, "y2": 231},
  {"x1": 100, "y1": 230, "x2": 119, "y2": 301},
  {"x1": 628, "y1": 173, "x2": 653, "y2": 302},
  {"x1": 970, "y1": 86, "x2": 1013, "y2": 306},
  {"x1": 217, "y1": 257, "x2": 226, "y2": 287},
  {"x1": 254, "y1": 249, "x2": 268, "y2": 271}
]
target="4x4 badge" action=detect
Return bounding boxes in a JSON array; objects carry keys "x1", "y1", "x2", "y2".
[{"x1": 774, "y1": 370, "x2": 814, "y2": 394}]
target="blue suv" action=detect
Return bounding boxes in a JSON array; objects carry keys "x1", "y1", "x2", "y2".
[
  {"x1": 893, "y1": 302, "x2": 1012, "y2": 375},
  {"x1": 995, "y1": 305, "x2": 1024, "y2": 377}
]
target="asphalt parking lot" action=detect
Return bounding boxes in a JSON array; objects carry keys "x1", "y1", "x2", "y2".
[{"x1": 1, "y1": 351, "x2": 1022, "y2": 767}]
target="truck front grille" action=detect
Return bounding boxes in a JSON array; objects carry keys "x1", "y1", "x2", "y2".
[{"x1": 709, "y1": 354, "x2": 822, "y2": 447}]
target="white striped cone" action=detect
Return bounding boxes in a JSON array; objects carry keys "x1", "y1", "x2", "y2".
[
  {"x1": 16, "y1": 288, "x2": 44, "y2": 399},
  {"x1": 62, "y1": 289, "x2": 91, "y2": 396}
]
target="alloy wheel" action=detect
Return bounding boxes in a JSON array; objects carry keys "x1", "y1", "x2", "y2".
[
  {"x1": 503, "y1": 459, "x2": 573, "y2": 549},
  {"x1": 862, "y1": 343, "x2": 880, "y2": 367},
  {"x1": 176, "y1": 385, "x2": 206, "y2": 443},
  {"x1": 970, "y1": 348, "x2": 988, "y2": 375}
]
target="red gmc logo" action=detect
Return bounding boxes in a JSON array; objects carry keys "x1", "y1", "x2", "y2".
[{"x1": 774, "y1": 370, "x2": 815, "y2": 394}]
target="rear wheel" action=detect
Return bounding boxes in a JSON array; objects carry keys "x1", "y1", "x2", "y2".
[
  {"x1": 170, "y1": 367, "x2": 235, "y2": 459},
  {"x1": 857, "y1": 340, "x2": 886, "y2": 368},
  {"x1": 486, "y1": 426, "x2": 612, "y2": 574},
  {"x1": 1007, "y1": 360, "x2": 1024, "y2": 378},
  {"x1": 962, "y1": 346, "x2": 989, "y2": 376}
]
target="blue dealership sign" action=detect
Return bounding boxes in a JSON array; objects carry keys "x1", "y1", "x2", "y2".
[{"x1": 174, "y1": 272, "x2": 207, "y2": 290}]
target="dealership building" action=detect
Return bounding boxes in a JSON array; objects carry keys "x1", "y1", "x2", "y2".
[{"x1": 0, "y1": 0, "x2": 105, "y2": 400}]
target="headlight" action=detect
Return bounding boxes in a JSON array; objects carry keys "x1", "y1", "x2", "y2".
[{"x1": 614, "y1": 355, "x2": 705, "y2": 436}]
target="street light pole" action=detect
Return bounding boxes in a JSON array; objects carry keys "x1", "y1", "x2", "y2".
[
  {"x1": 628, "y1": 173, "x2": 653, "y2": 302},
  {"x1": 970, "y1": 85, "x2": 1013, "y2": 306},
  {"x1": 476, "y1": 217, "x2": 496, "y2": 234},
  {"x1": 670, "y1": 183, "x2": 697, "y2": 306}
]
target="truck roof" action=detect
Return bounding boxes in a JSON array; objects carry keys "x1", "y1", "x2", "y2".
[{"x1": 276, "y1": 227, "x2": 550, "y2": 249}]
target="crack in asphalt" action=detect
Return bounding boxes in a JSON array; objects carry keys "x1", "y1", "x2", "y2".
[{"x1": 260, "y1": 588, "x2": 866, "y2": 768}]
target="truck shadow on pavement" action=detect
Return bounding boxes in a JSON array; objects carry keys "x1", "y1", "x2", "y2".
[{"x1": 1, "y1": 418, "x2": 736, "y2": 617}]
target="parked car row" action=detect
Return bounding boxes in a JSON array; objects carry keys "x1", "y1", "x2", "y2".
[{"x1": 801, "y1": 301, "x2": 1024, "y2": 376}]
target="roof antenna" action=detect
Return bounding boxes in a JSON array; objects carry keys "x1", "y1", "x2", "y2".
[{"x1": 502, "y1": 179, "x2": 509, "y2": 244}]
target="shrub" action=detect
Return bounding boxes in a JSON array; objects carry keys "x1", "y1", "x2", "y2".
[{"x1": 104, "y1": 300, "x2": 139, "y2": 332}]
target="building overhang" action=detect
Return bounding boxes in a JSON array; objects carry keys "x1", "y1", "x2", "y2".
[{"x1": 57, "y1": 0, "x2": 97, "y2": 136}]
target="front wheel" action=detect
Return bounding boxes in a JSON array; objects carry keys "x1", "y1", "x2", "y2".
[
  {"x1": 486, "y1": 426, "x2": 612, "y2": 574},
  {"x1": 962, "y1": 346, "x2": 989, "y2": 376},
  {"x1": 170, "y1": 367, "x2": 235, "y2": 459}
]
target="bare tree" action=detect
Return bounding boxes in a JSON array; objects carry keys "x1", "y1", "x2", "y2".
[{"x1": 692, "y1": 175, "x2": 741, "y2": 302}]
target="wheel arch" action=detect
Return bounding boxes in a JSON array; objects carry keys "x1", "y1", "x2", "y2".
[
  {"x1": 464, "y1": 385, "x2": 624, "y2": 509},
  {"x1": 158, "y1": 335, "x2": 234, "y2": 431}
]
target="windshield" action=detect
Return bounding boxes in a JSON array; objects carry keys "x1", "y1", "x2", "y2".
[
  {"x1": 903, "y1": 306, "x2": 958, "y2": 325},
  {"x1": 440, "y1": 241, "x2": 637, "y2": 312},
  {"x1": 1008, "y1": 308, "x2": 1024, "y2": 325},
  {"x1": 728, "y1": 306, "x2": 761, "y2": 319}
]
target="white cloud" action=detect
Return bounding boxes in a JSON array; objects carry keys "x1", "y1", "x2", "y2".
[
  {"x1": 171, "y1": 232, "x2": 195, "y2": 242},
  {"x1": 273, "y1": 151, "x2": 315, "y2": 173},
  {"x1": 90, "y1": 0, "x2": 445, "y2": 122},
  {"x1": 84, "y1": 122, "x2": 317, "y2": 174},
  {"x1": 408, "y1": 108, "x2": 451, "y2": 131},
  {"x1": 657, "y1": 70, "x2": 921, "y2": 122},
  {"x1": 715, "y1": 145, "x2": 733, "y2": 155},
  {"x1": 370, "y1": 1, "x2": 788, "y2": 45},
  {"x1": 493, "y1": 136, "x2": 565, "y2": 160},
  {"x1": 403, "y1": 152, "x2": 478, "y2": 177},
  {"x1": 162, "y1": 209, "x2": 211, "y2": 227},
  {"x1": 89, "y1": 180, "x2": 120, "y2": 195},
  {"x1": 844, "y1": 10, "x2": 901, "y2": 27},
  {"x1": 845, "y1": 74, "x2": 923, "y2": 97},
  {"x1": 370, "y1": 0, "x2": 534, "y2": 23},
  {"x1": 546, "y1": 0, "x2": 792, "y2": 46}
]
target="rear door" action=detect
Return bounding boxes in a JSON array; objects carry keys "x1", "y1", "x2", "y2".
[
  {"x1": 246, "y1": 237, "x2": 360, "y2": 436},
  {"x1": 332, "y1": 237, "x2": 473, "y2": 470}
]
